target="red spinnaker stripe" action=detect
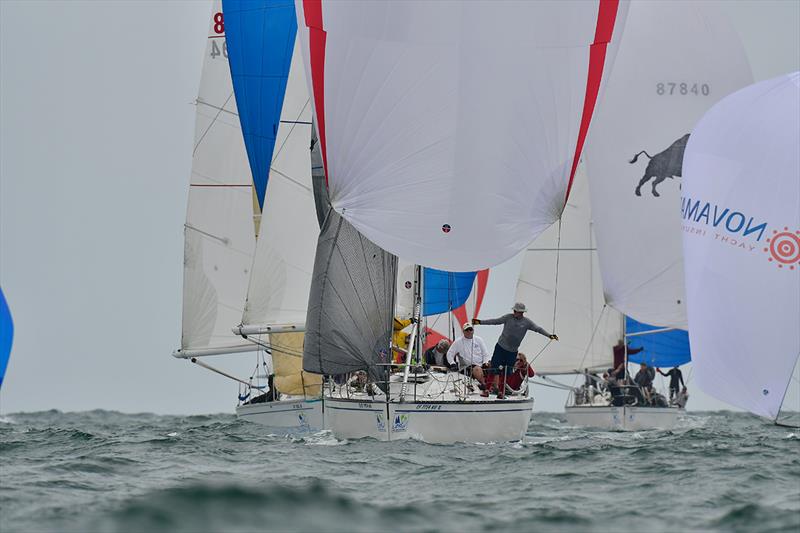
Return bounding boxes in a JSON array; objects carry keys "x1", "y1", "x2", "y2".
[
  {"x1": 303, "y1": 0, "x2": 329, "y2": 184},
  {"x1": 473, "y1": 269, "x2": 490, "y2": 318},
  {"x1": 565, "y1": 0, "x2": 620, "y2": 203}
]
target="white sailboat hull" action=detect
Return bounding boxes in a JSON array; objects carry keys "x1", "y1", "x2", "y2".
[
  {"x1": 236, "y1": 398, "x2": 324, "y2": 432},
  {"x1": 326, "y1": 397, "x2": 534, "y2": 444},
  {"x1": 565, "y1": 405, "x2": 683, "y2": 431}
]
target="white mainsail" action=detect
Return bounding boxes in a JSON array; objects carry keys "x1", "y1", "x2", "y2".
[
  {"x1": 180, "y1": 1, "x2": 258, "y2": 356},
  {"x1": 296, "y1": 0, "x2": 628, "y2": 271},
  {"x1": 682, "y1": 72, "x2": 800, "y2": 419},
  {"x1": 238, "y1": 40, "x2": 317, "y2": 333},
  {"x1": 516, "y1": 166, "x2": 620, "y2": 375},
  {"x1": 584, "y1": 0, "x2": 753, "y2": 328}
]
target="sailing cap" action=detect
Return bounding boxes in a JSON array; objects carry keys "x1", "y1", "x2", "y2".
[
  {"x1": 462, "y1": 322, "x2": 474, "y2": 331},
  {"x1": 512, "y1": 302, "x2": 527, "y2": 313}
]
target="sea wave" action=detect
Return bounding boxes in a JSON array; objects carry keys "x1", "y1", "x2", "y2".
[{"x1": 1, "y1": 410, "x2": 798, "y2": 533}]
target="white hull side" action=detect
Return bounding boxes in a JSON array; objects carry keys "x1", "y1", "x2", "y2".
[
  {"x1": 326, "y1": 398, "x2": 534, "y2": 443},
  {"x1": 565, "y1": 405, "x2": 683, "y2": 431},
  {"x1": 236, "y1": 398, "x2": 324, "y2": 432}
]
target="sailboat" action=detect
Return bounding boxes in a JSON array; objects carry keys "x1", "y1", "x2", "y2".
[
  {"x1": 512, "y1": 163, "x2": 688, "y2": 430},
  {"x1": 174, "y1": 0, "x2": 323, "y2": 431},
  {"x1": 682, "y1": 71, "x2": 800, "y2": 426},
  {"x1": 295, "y1": 0, "x2": 628, "y2": 443}
]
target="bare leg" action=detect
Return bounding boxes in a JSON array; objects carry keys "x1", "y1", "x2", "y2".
[{"x1": 471, "y1": 366, "x2": 485, "y2": 385}]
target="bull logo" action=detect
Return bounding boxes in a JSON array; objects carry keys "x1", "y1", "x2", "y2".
[{"x1": 630, "y1": 134, "x2": 690, "y2": 197}]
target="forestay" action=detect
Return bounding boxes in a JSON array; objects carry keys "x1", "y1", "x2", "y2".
[
  {"x1": 584, "y1": 1, "x2": 752, "y2": 328},
  {"x1": 180, "y1": 1, "x2": 259, "y2": 356},
  {"x1": 682, "y1": 72, "x2": 800, "y2": 419},
  {"x1": 295, "y1": 0, "x2": 627, "y2": 271},
  {"x1": 516, "y1": 167, "x2": 620, "y2": 375}
]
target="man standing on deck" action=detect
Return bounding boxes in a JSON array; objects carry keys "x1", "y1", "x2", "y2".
[
  {"x1": 657, "y1": 366, "x2": 685, "y2": 402},
  {"x1": 473, "y1": 302, "x2": 557, "y2": 399}
]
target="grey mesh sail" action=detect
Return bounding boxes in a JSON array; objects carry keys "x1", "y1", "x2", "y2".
[{"x1": 304, "y1": 125, "x2": 397, "y2": 385}]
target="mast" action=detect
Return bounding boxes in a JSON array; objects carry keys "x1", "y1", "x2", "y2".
[{"x1": 400, "y1": 265, "x2": 422, "y2": 401}]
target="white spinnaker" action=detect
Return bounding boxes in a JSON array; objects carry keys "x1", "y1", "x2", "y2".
[
  {"x1": 296, "y1": 0, "x2": 627, "y2": 271},
  {"x1": 584, "y1": 1, "x2": 752, "y2": 328},
  {"x1": 240, "y1": 39, "x2": 317, "y2": 329},
  {"x1": 517, "y1": 166, "x2": 620, "y2": 375},
  {"x1": 682, "y1": 72, "x2": 800, "y2": 419},
  {"x1": 181, "y1": 1, "x2": 257, "y2": 354}
]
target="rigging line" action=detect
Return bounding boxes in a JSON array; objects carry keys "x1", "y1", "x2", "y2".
[
  {"x1": 526, "y1": 247, "x2": 597, "y2": 252},
  {"x1": 551, "y1": 217, "x2": 563, "y2": 332},
  {"x1": 573, "y1": 305, "x2": 610, "y2": 375},
  {"x1": 196, "y1": 97, "x2": 238, "y2": 118},
  {"x1": 185, "y1": 223, "x2": 228, "y2": 244},
  {"x1": 269, "y1": 167, "x2": 312, "y2": 193},
  {"x1": 530, "y1": 378, "x2": 573, "y2": 391},
  {"x1": 194, "y1": 91, "x2": 235, "y2": 156},
  {"x1": 271, "y1": 98, "x2": 311, "y2": 165},
  {"x1": 529, "y1": 339, "x2": 553, "y2": 364}
]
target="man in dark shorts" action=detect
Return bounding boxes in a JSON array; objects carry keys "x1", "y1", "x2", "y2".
[
  {"x1": 473, "y1": 302, "x2": 557, "y2": 399},
  {"x1": 657, "y1": 366, "x2": 686, "y2": 402}
]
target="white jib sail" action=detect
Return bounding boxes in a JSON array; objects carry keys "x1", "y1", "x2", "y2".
[
  {"x1": 682, "y1": 72, "x2": 800, "y2": 419},
  {"x1": 584, "y1": 1, "x2": 753, "y2": 328},
  {"x1": 239, "y1": 39, "x2": 317, "y2": 331},
  {"x1": 295, "y1": 0, "x2": 628, "y2": 271},
  {"x1": 517, "y1": 165, "x2": 620, "y2": 375},
  {"x1": 181, "y1": 1, "x2": 258, "y2": 355}
]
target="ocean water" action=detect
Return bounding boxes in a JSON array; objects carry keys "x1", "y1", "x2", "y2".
[{"x1": 1, "y1": 410, "x2": 798, "y2": 533}]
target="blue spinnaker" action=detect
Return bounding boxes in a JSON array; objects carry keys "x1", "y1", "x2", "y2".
[
  {"x1": 223, "y1": 0, "x2": 297, "y2": 209},
  {"x1": 0, "y1": 287, "x2": 13, "y2": 388},
  {"x1": 626, "y1": 316, "x2": 691, "y2": 368},
  {"x1": 423, "y1": 269, "x2": 476, "y2": 316}
]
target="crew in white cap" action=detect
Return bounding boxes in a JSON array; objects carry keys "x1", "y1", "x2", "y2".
[
  {"x1": 473, "y1": 302, "x2": 557, "y2": 398},
  {"x1": 446, "y1": 322, "x2": 490, "y2": 388}
]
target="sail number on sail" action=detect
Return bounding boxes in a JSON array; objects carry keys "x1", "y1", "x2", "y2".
[
  {"x1": 656, "y1": 82, "x2": 710, "y2": 96},
  {"x1": 209, "y1": 11, "x2": 227, "y2": 60}
]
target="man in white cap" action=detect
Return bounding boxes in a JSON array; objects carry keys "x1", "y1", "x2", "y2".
[
  {"x1": 446, "y1": 322, "x2": 490, "y2": 389},
  {"x1": 473, "y1": 302, "x2": 557, "y2": 398}
]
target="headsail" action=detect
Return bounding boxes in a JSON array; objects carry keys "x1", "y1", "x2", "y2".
[
  {"x1": 584, "y1": 1, "x2": 753, "y2": 328},
  {"x1": 238, "y1": 38, "x2": 317, "y2": 332},
  {"x1": 179, "y1": 1, "x2": 259, "y2": 357},
  {"x1": 682, "y1": 72, "x2": 800, "y2": 419},
  {"x1": 295, "y1": 0, "x2": 627, "y2": 271},
  {"x1": 516, "y1": 167, "x2": 621, "y2": 375}
]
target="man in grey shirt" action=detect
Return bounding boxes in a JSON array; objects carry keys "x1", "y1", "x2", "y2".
[{"x1": 474, "y1": 302, "x2": 557, "y2": 398}]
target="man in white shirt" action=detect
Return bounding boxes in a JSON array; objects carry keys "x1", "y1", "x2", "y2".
[{"x1": 446, "y1": 323, "x2": 490, "y2": 390}]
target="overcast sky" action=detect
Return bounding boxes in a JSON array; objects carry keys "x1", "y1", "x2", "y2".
[{"x1": 1, "y1": 1, "x2": 798, "y2": 416}]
